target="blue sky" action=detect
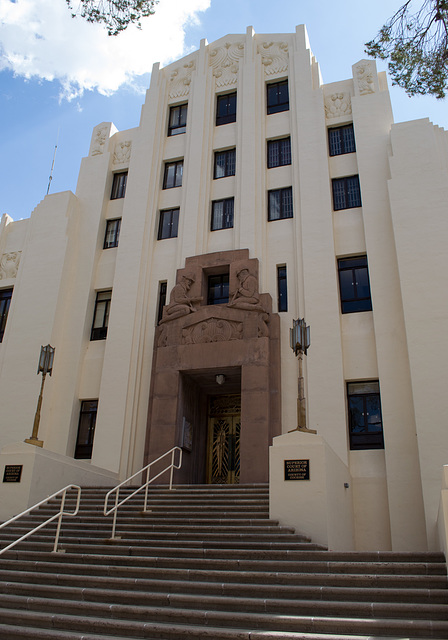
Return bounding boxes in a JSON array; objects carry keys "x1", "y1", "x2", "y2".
[{"x1": 1, "y1": 0, "x2": 447, "y2": 221}]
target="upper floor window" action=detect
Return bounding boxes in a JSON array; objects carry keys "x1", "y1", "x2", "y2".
[
  {"x1": 268, "y1": 187, "x2": 293, "y2": 221},
  {"x1": 208, "y1": 273, "x2": 229, "y2": 305},
  {"x1": 328, "y1": 124, "x2": 356, "y2": 156},
  {"x1": 332, "y1": 175, "x2": 362, "y2": 210},
  {"x1": 163, "y1": 160, "x2": 183, "y2": 189},
  {"x1": 75, "y1": 400, "x2": 98, "y2": 459},
  {"x1": 0, "y1": 288, "x2": 13, "y2": 343},
  {"x1": 91, "y1": 290, "x2": 112, "y2": 341},
  {"x1": 104, "y1": 218, "x2": 121, "y2": 249},
  {"x1": 168, "y1": 104, "x2": 188, "y2": 136},
  {"x1": 158, "y1": 208, "x2": 179, "y2": 240},
  {"x1": 267, "y1": 80, "x2": 289, "y2": 115},
  {"x1": 347, "y1": 381, "x2": 384, "y2": 450},
  {"x1": 157, "y1": 281, "x2": 167, "y2": 325},
  {"x1": 277, "y1": 266, "x2": 288, "y2": 312},
  {"x1": 111, "y1": 172, "x2": 127, "y2": 200},
  {"x1": 214, "y1": 149, "x2": 236, "y2": 179},
  {"x1": 338, "y1": 256, "x2": 372, "y2": 313},
  {"x1": 216, "y1": 92, "x2": 237, "y2": 126},
  {"x1": 267, "y1": 137, "x2": 291, "y2": 168},
  {"x1": 211, "y1": 198, "x2": 234, "y2": 231}
]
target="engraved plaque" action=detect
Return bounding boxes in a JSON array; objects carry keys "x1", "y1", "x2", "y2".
[
  {"x1": 3, "y1": 465, "x2": 23, "y2": 483},
  {"x1": 284, "y1": 459, "x2": 309, "y2": 481}
]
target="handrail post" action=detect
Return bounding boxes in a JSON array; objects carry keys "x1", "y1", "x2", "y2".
[
  {"x1": 111, "y1": 490, "x2": 119, "y2": 539},
  {"x1": 144, "y1": 467, "x2": 149, "y2": 512},
  {"x1": 169, "y1": 448, "x2": 175, "y2": 490},
  {"x1": 52, "y1": 487, "x2": 67, "y2": 552}
]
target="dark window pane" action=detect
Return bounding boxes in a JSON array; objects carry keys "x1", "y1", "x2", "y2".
[
  {"x1": 163, "y1": 161, "x2": 183, "y2": 189},
  {"x1": 329, "y1": 125, "x2": 356, "y2": 156},
  {"x1": 216, "y1": 93, "x2": 237, "y2": 125},
  {"x1": 267, "y1": 137, "x2": 291, "y2": 168},
  {"x1": 0, "y1": 288, "x2": 13, "y2": 342},
  {"x1": 268, "y1": 187, "x2": 293, "y2": 221},
  {"x1": 347, "y1": 381, "x2": 384, "y2": 450},
  {"x1": 75, "y1": 400, "x2": 98, "y2": 459},
  {"x1": 338, "y1": 256, "x2": 372, "y2": 314},
  {"x1": 332, "y1": 175, "x2": 361, "y2": 210},
  {"x1": 214, "y1": 149, "x2": 236, "y2": 179},
  {"x1": 211, "y1": 198, "x2": 234, "y2": 230},
  {"x1": 111, "y1": 172, "x2": 127, "y2": 199},
  {"x1": 104, "y1": 219, "x2": 121, "y2": 249},
  {"x1": 277, "y1": 266, "x2": 288, "y2": 312},
  {"x1": 91, "y1": 290, "x2": 112, "y2": 340},
  {"x1": 168, "y1": 104, "x2": 188, "y2": 136},
  {"x1": 158, "y1": 209, "x2": 179, "y2": 240},
  {"x1": 157, "y1": 281, "x2": 167, "y2": 324},
  {"x1": 208, "y1": 273, "x2": 229, "y2": 305},
  {"x1": 267, "y1": 80, "x2": 289, "y2": 114}
]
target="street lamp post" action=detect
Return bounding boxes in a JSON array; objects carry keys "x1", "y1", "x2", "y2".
[
  {"x1": 25, "y1": 344, "x2": 55, "y2": 448},
  {"x1": 289, "y1": 319, "x2": 316, "y2": 434}
]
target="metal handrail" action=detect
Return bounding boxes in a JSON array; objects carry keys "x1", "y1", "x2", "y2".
[
  {"x1": 0, "y1": 484, "x2": 81, "y2": 555},
  {"x1": 104, "y1": 446, "x2": 182, "y2": 539}
]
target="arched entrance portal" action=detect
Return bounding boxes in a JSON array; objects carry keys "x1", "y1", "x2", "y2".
[{"x1": 144, "y1": 250, "x2": 281, "y2": 484}]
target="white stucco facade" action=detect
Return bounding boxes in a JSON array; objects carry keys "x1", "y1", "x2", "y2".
[{"x1": 1, "y1": 26, "x2": 447, "y2": 553}]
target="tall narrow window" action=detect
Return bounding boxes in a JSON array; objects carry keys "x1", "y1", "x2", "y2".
[
  {"x1": 91, "y1": 290, "x2": 112, "y2": 340},
  {"x1": 158, "y1": 209, "x2": 179, "y2": 240},
  {"x1": 268, "y1": 187, "x2": 293, "y2": 221},
  {"x1": 168, "y1": 104, "x2": 188, "y2": 136},
  {"x1": 338, "y1": 256, "x2": 372, "y2": 313},
  {"x1": 157, "y1": 281, "x2": 167, "y2": 324},
  {"x1": 267, "y1": 137, "x2": 291, "y2": 168},
  {"x1": 0, "y1": 288, "x2": 13, "y2": 343},
  {"x1": 332, "y1": 175, "x2": 362, "y2": 210},
  {"x1": 328, "y1": 124, "x2": 356, "y2": 156},
  {"x1": 267, "y1": 80, "x2": 289, "y2": 114},
  {"x1": 104, "y1": 219, "x2": 121, "y2": 249},
  {"x1": 216, "y1": 92, "x2": 237, "y2": 126},
  {"x1": 75, "y1": 400, "x2": 98, "y2": 459},
  {"x1": 111, "y1": 172, "x2": 127, "y2": 200},
  {"x1": 211, "y1": 198, "x2": 234, "y2": 230},
  {"x1": 277, "y1": 266, "x2": 288, "y2": 312},
  {"x1": 163, "y1": 160, "x2": 183, "y2": 189},
  {"x1": 208, "y1": 273, "x2": 229, "y2": 305},
  {"x1": 214, "y1": 149, "x2": 236, "y2": 178},
  {"x1": 347, "y1": 381, "x2": 384, "y2": 450}
]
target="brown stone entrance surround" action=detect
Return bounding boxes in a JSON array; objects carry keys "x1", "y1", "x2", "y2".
[{"x1": 144, "y1": 249, "x2": 281, "y2": 484}]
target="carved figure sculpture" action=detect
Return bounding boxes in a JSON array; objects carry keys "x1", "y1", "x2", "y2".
[
  {"x1": 0, "y1": 252, "x2": 21, "y2": 280},
  {"x1": 228, "y1": 268, "x2": 264, "y2": 311},
  {"x1": 91, "y1": 126, "x2": 108, "y2": 156},
  {"x1": 356, "y1": 62, "x2": 375, "y2": 95},
  {"x1": 161, "y1": 274, "x2": 202, "y2": 322}
]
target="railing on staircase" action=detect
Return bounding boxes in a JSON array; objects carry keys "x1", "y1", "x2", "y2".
[
  {"x1": 104, "y1": 446, "x2": 182, "y2": 540},
  {"x1": 0, "y1": 484, "x2": 81, "y2": 555}
]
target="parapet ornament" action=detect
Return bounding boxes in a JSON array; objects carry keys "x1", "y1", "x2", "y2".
[
  {"x1": 324, "y1": 92, "x2": 352, "y2": 119},
  {"x1": 169, "y1": 60, "x2": 195, "y2": 98},
  {"x1": 354, "y1": 61, "x2": 375, "y2": 95},
  {"x1": 90, "y1": 125, "x2": 108, "y2": 156},
  {"x1": 209, "y1": 42, "x2": 244, "y2": 87},
  {"x1": 113, "y1": 141, "x2": 132, "y2": 165},
  {"x1": 258, "y1": 41, "x2": 289, "y2": 76},
  {"x1": 0, "y1": 251, "x2": 21, "y2": 280}
]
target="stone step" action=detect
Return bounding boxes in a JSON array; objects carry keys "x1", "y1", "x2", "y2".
[{"x1": 0, "y1": 600, "x2": 447, "y2": 637}]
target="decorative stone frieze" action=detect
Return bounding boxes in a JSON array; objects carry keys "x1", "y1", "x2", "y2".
[
  {"x1": 209, "y1": 42, "x2": 244, "y2": 87},
  {"x1": 258, "y1": 41, "x2": 289, "y2": 76},
  {"x1": 0, "y1": 251, "x2": 21, "y2": 279},
  {"x1": 353, "y1": 60, "x2": 376, "y2": 96},
  {"x1": 90, "y1": 125, "x2": 109, "y2": 156},
  {"x1": 113, "y1": 141, "x2": 131, "y2": 165},
  {"x1": 182, "y1": 318, "x2": 243, "y2": 344},
  {"x1": 324, "y1": 92, "x2": 352, "y2": 119},
  {"x1": 168, "y1": 60, "x2": 195, "y2": 98}
]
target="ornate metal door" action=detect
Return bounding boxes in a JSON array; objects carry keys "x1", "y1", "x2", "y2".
[{"x1": 207, "y1": 395, "x2": 241, "y2": 484}]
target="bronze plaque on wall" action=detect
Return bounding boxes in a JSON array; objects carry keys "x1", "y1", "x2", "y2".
[
  {"x1": 3, "y1": 465, "x2": 23, "y2": 483},
  {"x1": 284, "y1": 459, "x2": 309, "y2": 481}
]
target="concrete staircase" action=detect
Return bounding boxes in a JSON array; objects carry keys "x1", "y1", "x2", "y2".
[{"x1": 0, "y1": 483, "x2": 446, "y2": 640}]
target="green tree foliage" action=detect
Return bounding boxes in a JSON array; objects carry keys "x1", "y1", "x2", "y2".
[
  {"x1": 66, "y1": 0, "x2": 158, "y2": 36},
  {"x1": 365, "y1": 0, "x2": 448, "y2": 98}
]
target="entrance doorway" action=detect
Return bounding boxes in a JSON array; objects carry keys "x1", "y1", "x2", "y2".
[{"x1": 207, "y1": 395, "x2": 241, "y2": 484}]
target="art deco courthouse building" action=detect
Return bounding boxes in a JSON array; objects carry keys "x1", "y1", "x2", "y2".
[{"x1": 1, "y1": 26, "x2": 447, "y2": 553}]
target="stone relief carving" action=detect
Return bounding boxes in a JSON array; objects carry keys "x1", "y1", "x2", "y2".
[
  {"x1": 113, "y1": 141, "x2": 131, "y2": 165},
  {"x1": 324, "y1": 92, "x2": 352, "y2": 119},
  {"x1": 169, "y1": 60, "x2": 195, "y2": 98},
  {"x1": 160, "y1": 274, "x2": 203, "y2": 323},
  {"x1": 90, "y1": 125, "x2": 108, "y2": 156},
  {"x1": 209, "y1": 42, "x2": 244, "y2": 87},
  {"x1": 227, "y1": 267, "x2": 265, "y2": 312},
  {"x1": 0, "y1": 251, "x2": 21, "y2": 279},
  {"x1": 258, "y1": 41, "x2": 289, "y2": 76},
  {"x1": 355, "y1": 62, "x2": 375, "y2": 95},
  {"x1": 182, "y1": 318, "x2": 243, "y2": 345}
]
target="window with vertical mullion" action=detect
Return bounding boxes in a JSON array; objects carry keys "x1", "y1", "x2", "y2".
[
  {"x1": 163, "y1": 161, "x2": 183, "y2": 189},
  {"x1": 332, "y1": 175, "x2": 361, "y2": 210},
  {"x1": 338, "y1": 256, "x2": 372, "y2": 313},
  {"x1": 158, "y1": 209, "x2": 179, "y2": 240},
  {"x1": 75, "y1": 400, "x2": 98, "y2": 459},
  {"x1": 216, "y1": 93, "x2": 237, "y2": 126},
  {"x1": 91, "y1": 290, "x2": 112, "y2": 340},
  {"x1": 168, "y1": 104, "x2": 187, "y2": 136},
  {"x1": 267, "y1": 80, "x2": 289, "y2": 114},
  {"x1": 111, "y1": 172, "x2": 127, "y2": 199},
  {"x1": 277, "y1": 266, "x2": 288, "y2": 312},
  {"x1": 211, "y1": 198, "x2": 234, "y2": 230},
  {"x1": 268, "y1": 187, "x2": 293, "y2": 221},
  {"x1": 104, "y1": 219, "x2": 121, "y2": 249},
  {"x1": 214, "y1": 149, "x2": 236, "y2": 179},
  {"x1": 267, "y1": 137, "x2": 291, "y2": 168},
  {"x1": 347, "y1": 381, "x2": 384, "y2": 450},
  {"x1": 328, "y1": 124, "x2": 356, "y2": 156}
]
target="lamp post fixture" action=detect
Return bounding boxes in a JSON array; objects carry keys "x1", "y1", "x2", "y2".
[
  {"x1": 289, "y1": 318, "x2": 316, "y2": 434},
  {"x1": 25, "y1": 344, "x2": 55, "y2": 448}
]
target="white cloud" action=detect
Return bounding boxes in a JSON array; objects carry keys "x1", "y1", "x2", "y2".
[{"x1": 0, "y1": 0, "x2": 211, "y2": 99}]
